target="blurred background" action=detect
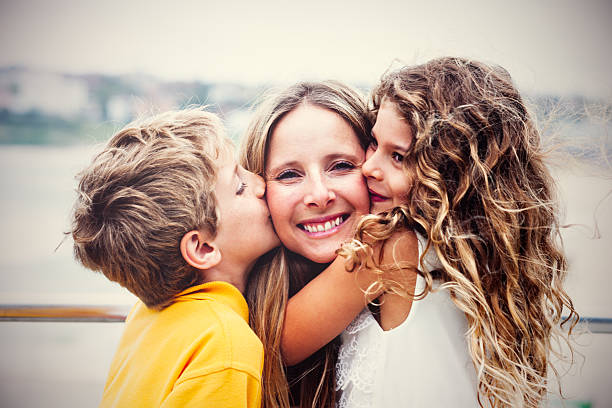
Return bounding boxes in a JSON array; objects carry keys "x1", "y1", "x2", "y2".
[{"x1": 0, "y1": 0, "x2": 610, "y2": 407}]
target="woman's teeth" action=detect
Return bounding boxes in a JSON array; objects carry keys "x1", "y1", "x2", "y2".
[{"x1": 301, "y1": 216, "x2": 344, "y2": 233}]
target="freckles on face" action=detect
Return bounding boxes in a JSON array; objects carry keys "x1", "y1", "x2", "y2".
[{"x1": 264, "y1": 104, "x2": 370, "y2": 263}]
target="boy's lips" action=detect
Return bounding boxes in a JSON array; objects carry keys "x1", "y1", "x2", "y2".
[
  {"x1": 297, "y1": 212, "x2": 350, "y2": 236},
  {"x1": 368, "y1": 188, "x2": 389, "y2": 202}
]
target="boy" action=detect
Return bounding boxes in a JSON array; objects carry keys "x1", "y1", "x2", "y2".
[{"x1": 71, "y1": 108, "x2": 279, "y2": 407}]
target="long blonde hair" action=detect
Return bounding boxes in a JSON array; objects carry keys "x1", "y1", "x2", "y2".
[
  {"x1": 240, "y1": 81, "x2": 371, "y2": 408},
  {"x1": 342, "y1": 57, "x2": 578, "y2": 407}
]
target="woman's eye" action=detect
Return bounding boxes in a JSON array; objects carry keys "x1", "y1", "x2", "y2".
[
  {"x1": 391, "y1": 152, "x2": 404, "y2": 163},
  {"x1": 331, "y1": 161, "x2": 355, "y2": 171},
  {"x1": 276, "y1": 170, "x2": 300, "y2": 181}
]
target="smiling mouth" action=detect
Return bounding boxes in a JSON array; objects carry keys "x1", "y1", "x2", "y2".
[
  {"x1": 297, "y1": 214, "x2": 350, "y2": 234},
  {"x1": 368, "y1": 188, "x2": 389, "y2": 202}
]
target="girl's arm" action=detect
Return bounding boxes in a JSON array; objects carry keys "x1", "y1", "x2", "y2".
[{"x1": 281, "y1": 230, "x2": 418, "y2": 366}]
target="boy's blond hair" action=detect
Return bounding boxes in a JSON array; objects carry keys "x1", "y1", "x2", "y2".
[{"x1": 71, "y1": 108, "x2": 229, "y2": 309}]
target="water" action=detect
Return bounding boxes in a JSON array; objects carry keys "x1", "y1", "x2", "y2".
[
  {"x1": 0, "y1": 145, "x2": 136, "y2": 305},
  {"x1": 0, "y1": 145, "x2": 132, "y2": 408},
  {"x1": 0, "y1": 145, "x2": 610, "y2": 406}
]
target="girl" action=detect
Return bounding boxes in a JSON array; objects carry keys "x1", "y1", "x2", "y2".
[{"x1": 331, "y1": 57, "x2": 579, "y2": 407}]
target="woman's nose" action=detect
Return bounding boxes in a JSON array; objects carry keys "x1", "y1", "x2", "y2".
[{"x1": 303, "y1": 176, "x2": 336, "y2": 208}]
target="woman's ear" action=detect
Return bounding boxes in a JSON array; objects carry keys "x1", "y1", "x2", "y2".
[{"x1": 180, "y1": 230, "x2": 221, "y2": 270}]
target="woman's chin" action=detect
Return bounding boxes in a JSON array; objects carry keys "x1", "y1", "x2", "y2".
[
  {"x1": 294, "y1": 248, "x2": 336, "y2": 264},
  {"x1": 284, "y1": 234, "x2": 348, "y2": 264},
  {"x1": 310, "y1": 254, "x2": 336, "y2": 264}
]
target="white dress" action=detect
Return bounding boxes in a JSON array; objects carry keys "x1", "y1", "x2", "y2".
[{"x1": 335, "y1": 236, "x2": 480, "y2": 408}]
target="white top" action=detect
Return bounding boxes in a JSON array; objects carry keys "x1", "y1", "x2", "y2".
[{"x1": 335, "y1": 236, "x2": 480, "y2": 408}]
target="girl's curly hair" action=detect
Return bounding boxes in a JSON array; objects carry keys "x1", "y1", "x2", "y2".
[{"x1": 341, "y1": 57, "x2": 578, "y2": 407}]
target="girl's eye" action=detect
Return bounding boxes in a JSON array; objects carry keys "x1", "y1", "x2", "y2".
[
  {"x1": 276, "y1": 170, "x2": 301, "y2": 181},
  {"x1": 391, "y1": 152, "x2": 404, "y2": 163},
  {"x1": 236, "y1": 181, "x2": 247, "y2": 195},
  {"x1": 331, "y1": 161, "x2": 355, "y2": 171}
]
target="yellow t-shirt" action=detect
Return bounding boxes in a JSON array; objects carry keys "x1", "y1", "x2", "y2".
[{"x1": 100, "y1": 281, "x2": 263, "y2": 407}]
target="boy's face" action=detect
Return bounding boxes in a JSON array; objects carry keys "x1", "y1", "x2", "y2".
[{"x1": 213, "y1": 149, "x2": 280, "y2": 271}]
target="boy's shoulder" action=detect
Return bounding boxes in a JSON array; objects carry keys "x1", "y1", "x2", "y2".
[
  {"x1": 167, "y1": 281, "x2": 258, "y2": 338},
  {"x1": 126, "y1": 281, "x2": 263, "y2": 375},
  {"x1": 102, "y1": 282, "x2": 263, "y2": 405}
]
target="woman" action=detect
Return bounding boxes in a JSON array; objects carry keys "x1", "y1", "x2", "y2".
[{"x1": 240, "y1": 80, "x2": 374, "y2": 408}]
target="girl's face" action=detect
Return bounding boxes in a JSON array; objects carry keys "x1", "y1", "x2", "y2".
[
  {"x1": 265, "y1": 104, "x2": 370, "y2": 264},
  {"x1": 362, "y1": 99, "x2": 415, "y2": 213}
]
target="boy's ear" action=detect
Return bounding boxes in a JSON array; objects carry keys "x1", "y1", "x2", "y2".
[{"x1": 180, "y1": 230, "x2": 221, "y2": 270}]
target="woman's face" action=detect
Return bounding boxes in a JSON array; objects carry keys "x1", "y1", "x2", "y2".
[
  {"x1": 265, "y1": 104, "x2": 370, "y2": 263},
  {"x1": 362, "y1": 99, "x2": 415, "y2": 213}
]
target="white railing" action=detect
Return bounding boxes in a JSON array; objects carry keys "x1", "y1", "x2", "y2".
[
  {"x1": 0, "y1": 304, "x2": 131, "y2": 322},
  {"x1": 0, "y1": 304, "x2": 611, "y2": 333}
]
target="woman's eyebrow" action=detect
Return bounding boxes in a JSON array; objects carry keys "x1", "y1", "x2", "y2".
[
  {"x1": 265, "y1": 161, "x2": 301, "y2": 180},
  {"x1": 267, "y1": 160, "x2": 300, "y2": 173},
  {"x1": 266, "y1": 152, "x2": 362, "y2": 175},
  {"x1": 325, "y1": 152, "x2": 362, "y2": 162}
]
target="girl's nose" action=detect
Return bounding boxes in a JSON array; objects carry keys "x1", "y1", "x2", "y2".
[{"x1": 362, "y1": 152, "x2": 383, "y2": 181}]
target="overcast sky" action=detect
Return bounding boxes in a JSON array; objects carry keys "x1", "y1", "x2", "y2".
[{"x1": 1, "y1": 0, "x2": 611, "y2": 98}]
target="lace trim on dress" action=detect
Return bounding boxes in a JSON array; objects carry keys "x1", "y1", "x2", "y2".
[
  {"x1": 336, "y1": 309, "x2": 381, "y2": 408},
  {"x1": 344, "y1": 306, "x2": 376, "y2": 334}
]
